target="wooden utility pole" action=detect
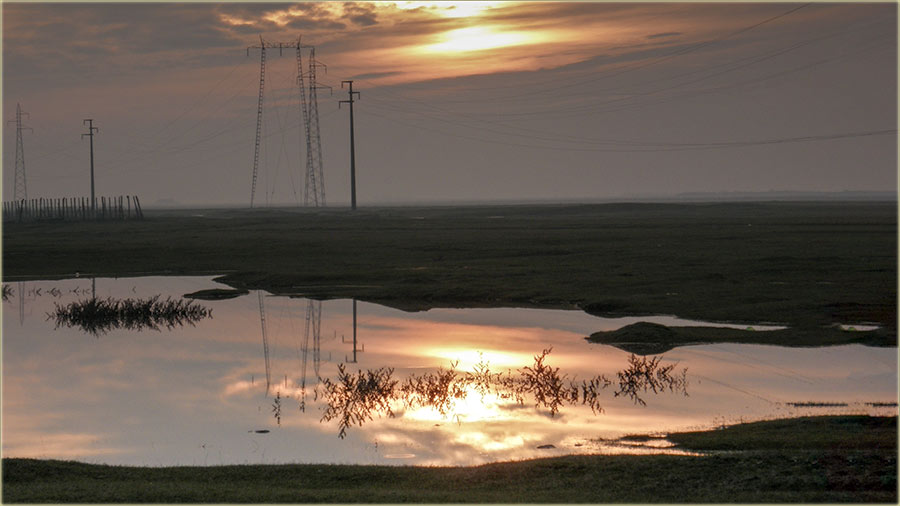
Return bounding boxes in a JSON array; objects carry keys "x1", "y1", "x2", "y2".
[
  {"x1": 340, "y1": 81, "x2": 360, "y2": 210},
  {"x1": 82, "y1": 119, "x2": 98, "y2": 211}
]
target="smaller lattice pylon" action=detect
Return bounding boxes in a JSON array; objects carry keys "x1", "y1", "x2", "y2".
[{"x1": 8, "y1": 103, "x2": 32, "y2": 201}]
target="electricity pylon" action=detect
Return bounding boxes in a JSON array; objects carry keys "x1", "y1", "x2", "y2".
[
  {"x1": 247, "y1": 36, "x2": 328, "y2": 208},
  {"x1": 303, "y1": 47, "x2": 329, "y2": 206},
  {"x1": 248, "y1": 36, "x2": 267, "y2": 208},
  {"x1": 8, "y1": 103, "x2": 32, "y2": 201}
]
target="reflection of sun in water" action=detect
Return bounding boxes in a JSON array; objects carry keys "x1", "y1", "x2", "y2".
[
  {"x1": 454, "y1": 431, "x2": 526, "y2": 452},
  {"x1": 403, "y1": 384, "x2": 509, "y2": 423},
  {"x1": 425, "y1": 348, "x2": 529, "y2": 369}
]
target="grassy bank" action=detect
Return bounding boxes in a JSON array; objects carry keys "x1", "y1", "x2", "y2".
[
  {"x1": 3, "y1": 415, "x2": 895, "y2": 503},
  {"x1": 3, "y1": 202, "x2": 896, "y2": 335},
  {"x1": 588, "y1": 321, "x2": 895, "y2": 354}
]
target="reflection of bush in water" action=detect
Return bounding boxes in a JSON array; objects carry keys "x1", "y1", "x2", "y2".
[
  {"x1": 2, "y1": 284, "x2": 12, "y2": 302},
  {"x1": 615, "y1": 354, "x2": 689, "y2": 406},
  {"x1": 320, "y1": 366, "x2": 398, "y2": 439},
  {"x1": 318, "y1": 348, "x2": 687, "y2": 438},
  {"x1": 49, "y1": 296, "x2": 212, "y2": 336}
]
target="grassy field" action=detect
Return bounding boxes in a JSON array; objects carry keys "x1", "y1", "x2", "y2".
[
  {"x1": 3, "y1": 202, "x2": 896, "y2": 340},
  {"x1": 3, "y1": 415, "x2": 895, "y2": 503},
  {"x1": 588, "y1": 321, "x2": 895, "y2": 354}
]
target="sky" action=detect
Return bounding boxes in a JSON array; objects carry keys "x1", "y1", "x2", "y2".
[{"x1": 2, "y1": 2, "x2": 897, "y2": 207}]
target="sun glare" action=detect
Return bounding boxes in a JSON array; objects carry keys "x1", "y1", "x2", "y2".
[
  {"x1": 421, "y1": 26, "x2": 535, "y2": 54},
  {"x1": 425, "y1": 348, "x2": 529, "y2": 369},
  {"x1": 402, "y1": 384, "x2": 510, "y2": 424}
]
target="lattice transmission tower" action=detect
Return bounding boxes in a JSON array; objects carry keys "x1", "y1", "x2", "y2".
[
  {"x1": 247, "y1": 36, "x2": 328, "y2": 208},
  {"x1": 8, "y1": 103, "x2": 32, "y2": 201}
]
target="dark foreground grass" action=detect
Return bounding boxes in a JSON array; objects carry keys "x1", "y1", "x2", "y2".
[
  {"x1": 3, "y1": 416, "x2": 896, "y2": 503},
  {"x1": 3, "y1": 202, "x2": 897, "y2": 335}
]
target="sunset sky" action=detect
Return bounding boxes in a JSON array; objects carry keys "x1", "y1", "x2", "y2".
[{"x1": 2, "y1": 2, "x2": 896, "y2": 206}]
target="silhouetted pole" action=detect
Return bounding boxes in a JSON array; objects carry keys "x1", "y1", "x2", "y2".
[
  {"x1": 82, "y1": 119, "x2": 98, "y2": 211},
  {"x1": 339, "y1": 81, "x2": 360, "y2": 210}
]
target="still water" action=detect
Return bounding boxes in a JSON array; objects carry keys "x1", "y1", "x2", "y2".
[{"x1": 2, "y1": 276, "x2": 896, "y2": 466}]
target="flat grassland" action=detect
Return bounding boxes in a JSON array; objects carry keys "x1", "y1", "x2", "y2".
[
  {"x1": 3, "y1": 201, "x2": 896, "y2": 344},
  {"x1": 2, "y1": 416, "x2": 895, "y2": 503}
]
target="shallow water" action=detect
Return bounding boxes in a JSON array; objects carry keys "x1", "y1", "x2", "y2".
[{"x1": 2, "y1": 276, "x2": 896, "y2": 466}]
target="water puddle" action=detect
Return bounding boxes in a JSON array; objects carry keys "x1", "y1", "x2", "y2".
[
  {"x1": 2, "y1": 276, "x2": 896, "y2": 467},
  {"x1": 838, "y1": 324, "x2": 881, "y2": 331}
]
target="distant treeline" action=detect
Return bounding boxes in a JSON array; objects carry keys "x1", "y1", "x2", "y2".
[{"x1": 2, "y1": 196, "x2": 143, "y2": 222}]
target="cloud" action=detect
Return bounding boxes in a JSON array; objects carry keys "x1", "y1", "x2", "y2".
[
  {"x1": 351, "y1": 71, "x2": 404, "y2": 80},
  {"x1": 647, "y1": 32, "x2": 682, "y2": 40}
]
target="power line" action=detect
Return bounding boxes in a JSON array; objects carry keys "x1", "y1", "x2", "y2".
[
  {"x1": 356, "y1": 24, "x2": 892, "y2": 149},
  {"x1": 362, "y1": 104, "x2": 895, "y2": 153},
  {"x1": 491, "y1": 3, "x2": 813, "y2": 103}
]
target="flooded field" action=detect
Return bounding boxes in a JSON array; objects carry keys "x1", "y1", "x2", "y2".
[{"x1": 2, "y1": 276, "x2": 896, "y2": 467}]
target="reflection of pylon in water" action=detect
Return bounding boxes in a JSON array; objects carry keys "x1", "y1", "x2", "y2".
[
  {"x1": 299, "y1": 300, "x2": 322, "y2": 411},
  {"x1": 18, "y1": 281, "x2": 25, "y2": 325},
  {"x1": 258, "y1": 291, "x2": 271, "y2": 396}
]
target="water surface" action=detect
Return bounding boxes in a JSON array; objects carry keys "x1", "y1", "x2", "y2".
[{"x1": 2, "y1": 276, "x2": 896, "y2": 466}]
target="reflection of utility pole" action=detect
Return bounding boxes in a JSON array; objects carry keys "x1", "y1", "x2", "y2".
[
  {"x1": 91, "y1": 277, "x2": 96, "y2": 299},
  {"x1": 343, "y1": 299, "x2": 364, "y2": 363},
  {"x1": 82, "y1": 119, "x2": 98, "y2": 212},
  {"x1": 339, "y1": 81, "x2": 360, "y2": 210}
]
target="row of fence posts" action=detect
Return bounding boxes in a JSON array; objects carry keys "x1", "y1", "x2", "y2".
[{"x1": 2, "y1": 196, "x2": 143, "y2": 223}]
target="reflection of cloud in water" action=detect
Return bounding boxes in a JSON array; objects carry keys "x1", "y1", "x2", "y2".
[{"x1": 2, "y1": 430, "x2": 125, "y2": 459}]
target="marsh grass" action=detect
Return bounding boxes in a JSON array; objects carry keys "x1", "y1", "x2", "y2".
[{"x1": 49, "y1": 295, "x2": 212, "y2": 336}]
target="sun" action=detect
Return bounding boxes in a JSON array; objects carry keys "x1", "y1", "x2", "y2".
[{"x1": 419, "y1": 26, "x2": 537, "y2": 54}]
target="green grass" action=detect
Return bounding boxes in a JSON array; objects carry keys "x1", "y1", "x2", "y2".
[
  {"x1": 3, "y1": 416, "x2": 895, "y2": 503},
  {"x1": 3, "y1": 202, "x2": 896, "y2": 337},
  {"x1": 665, "y1": 415, "x2": 897, "y2": 451},
  {"x1": 588, "y1": 321, "x2": 895, "y2": 354}
]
